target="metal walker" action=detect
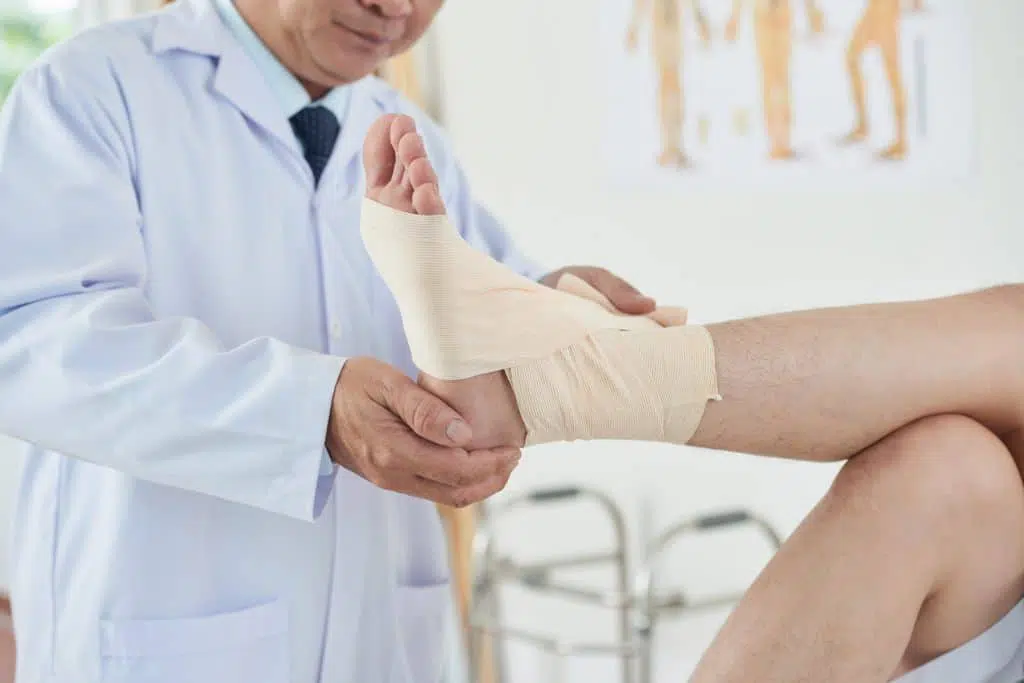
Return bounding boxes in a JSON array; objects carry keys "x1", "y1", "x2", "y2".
[
  {"x1": 467, "y1": 486, "x2": 783, "y2": 683},
  {"x1": 468, "y1": 486, "x2": 639, "y2": 683},
  {"x1": 633, "y1": 510, "x2": 784, "y2": 683}
]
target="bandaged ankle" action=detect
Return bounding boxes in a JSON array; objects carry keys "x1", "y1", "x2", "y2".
[
  {"x1": 361, "y1": 198, "x2": 721, "y2": 445},
  {"x1": 507, "y1": 326, "x2": 718, "y2": 445}
]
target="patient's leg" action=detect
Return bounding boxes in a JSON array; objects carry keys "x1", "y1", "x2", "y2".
[
  {"x1": 691, "y1": 288, "x2": 1024, "y2": 461},
  {"x1": 362, "y1": 114, "x2": 1024, "y2": 461},
  {"x1": 363, "y1": 115, "x2": 719, "y2": 447},
  {"x1": 691, "y1": 415, "x2": 1024, "y2": 683}
]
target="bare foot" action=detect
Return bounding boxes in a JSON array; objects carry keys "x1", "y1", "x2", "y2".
[
  {"x1": 658, "y1": 147, "x2": 692, "y2": 169},
  {"x1": 768, "y1": 146, "x2": 799, "y2": 161},
  {"x1": 362, "y1": 114, "x2": 528, "y2": 450},
  {"x1": 878, "y1": 141, "x2": 907, "y2": 161},
  {"x1": 838, "y1": 127, "x2": 868, "y2": 146}
]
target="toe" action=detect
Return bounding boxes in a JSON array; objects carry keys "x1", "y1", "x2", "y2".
[
  {"x1": 397, "y1": 128, "x2": 444, "y2": 215},
  {"x1": 389, "y1": 116, "x2": 417, "y2": 161},
  {"x1": 387, "y1": 116, "x2": 418, "y2": 184},
  {"x1": 412, "y1": 183, "x2": 445, "y2": 216},
  {"x1": 397, "y1": 130, "x2": 428, "y2": 168},
  {"x1": 363, "y1": 114, "x2": 399, "y2": 192},
  {"x1": 407, "y1": 156, "x2": 438, "y2": 189}
]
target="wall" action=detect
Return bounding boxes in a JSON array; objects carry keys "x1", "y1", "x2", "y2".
[{"x1": 434, "y1": 0, "x2": 1024, "y2": 679}]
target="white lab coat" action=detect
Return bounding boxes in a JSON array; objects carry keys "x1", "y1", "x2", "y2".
[{"x1": 0, "y1": 1, "x2": 546, "y2": 681}]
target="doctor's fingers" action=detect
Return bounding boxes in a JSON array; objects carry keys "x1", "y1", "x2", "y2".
[
  {"x1": 407, "y1": 451, "x2": 521, "y2": 508},
  {"x1": 382, "y1": 377, "x2": 474, "y2": 448},
  {"x1": 411, "y1": 444, "x2": 522, "y2": 490}
]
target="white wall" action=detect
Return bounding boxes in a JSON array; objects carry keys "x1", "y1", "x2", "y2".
[{"x1": 434, "y1": 0, "x2": 1024, "y2": 679}]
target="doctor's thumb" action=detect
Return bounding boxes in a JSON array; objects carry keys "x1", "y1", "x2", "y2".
[{"x1": 389, "y1": 380, "x2": 473, "y2": 447}]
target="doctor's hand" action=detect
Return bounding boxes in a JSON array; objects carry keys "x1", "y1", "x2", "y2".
[
  {"x1": 541, "y1": 266, "x2": 657, "y2": 316},
  {"x1": 326, "y1": 357, "x2": 521, "y2": 507}
]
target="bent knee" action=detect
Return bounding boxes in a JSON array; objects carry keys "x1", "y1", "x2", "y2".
[{"x1": 834, "y1": 415, "x2": 1023, "y2": 526}]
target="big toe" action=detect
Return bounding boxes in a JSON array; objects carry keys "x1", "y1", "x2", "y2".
[{"x1": 363, "y1": 114, "x2": 399, "y2": 191}]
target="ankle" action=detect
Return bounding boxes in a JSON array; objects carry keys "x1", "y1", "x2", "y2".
[{"x1": 508, "y1": 326, "x2": 720, "y2": 446}]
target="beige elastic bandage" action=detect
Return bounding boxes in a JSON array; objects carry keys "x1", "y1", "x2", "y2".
[{"x1": 361, "y1": 198, "x2": 721, "y2": 446}]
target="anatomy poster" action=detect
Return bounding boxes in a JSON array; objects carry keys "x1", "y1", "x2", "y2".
[{"x1": 601, "y1": 0, "x2": 974, "y2": 188}]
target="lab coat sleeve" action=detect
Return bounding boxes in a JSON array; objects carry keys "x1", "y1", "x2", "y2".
[{"x1": 0, "y1": 62, "x2": 342, "y2": 522}]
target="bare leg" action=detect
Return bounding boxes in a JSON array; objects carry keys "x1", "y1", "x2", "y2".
[
  {"x1": 652, "y1": 7, "x2": 688, "y2": 169},
  {"x1": 360, "y1": 115, "x2": 1024, "y2": 464},
  {"x1": 841, "y1": 13, "x2": 874, "y2": 144},
  {"x1": 767, "y1": 36, "x2": 795, "y2": 159},
  {"x1": 755, "y1": 18, "x2": 779, "y2": 157},
  {"x1": 877, "y1": 9, "x2": 908, "y2": 159},
  {"x1": 691, "y1": 415, "x2": 1024, "y2": 683},
  {"x1": 691, "y1": 287, "x2": 1024, "y2": 461},
  {"x1": 418, "y1": 280, "x2": 1024, "y2": 465},
  {"x1": 756, "y1": 5, "x2": 796, "y2": 159},
  {"x1": 657, "y1": 64, "x2": 689, "y2": 168},
  {"x1": 361, "y1": 109, "x2": 1024, "y2": 683}
]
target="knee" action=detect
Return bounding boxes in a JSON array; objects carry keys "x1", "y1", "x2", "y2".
[{"x1": 833, "y1": 415, "x2": 1022, "y2": 528}]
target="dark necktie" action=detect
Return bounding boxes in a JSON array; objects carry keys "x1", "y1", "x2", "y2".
[{"x1": 289, "y1": 105, "x2": 340, "y2": 186}]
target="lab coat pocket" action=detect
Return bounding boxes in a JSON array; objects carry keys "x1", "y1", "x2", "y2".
[
  {"x1": 396, "y1": 580, "x2": 452, "y2": 683},
  {"x1": 99, "y1": 600, "x2": 289, "y2": 683}
]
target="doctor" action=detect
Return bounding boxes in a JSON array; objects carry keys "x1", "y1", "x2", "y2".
[{"x1": 0, "y1": 0, "x2": 656, "y2": 681}]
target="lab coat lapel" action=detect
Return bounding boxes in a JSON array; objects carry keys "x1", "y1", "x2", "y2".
[
  {"x1": 212, "y1": 44, "x2": 302, "y2": 154},
  {"x1": 152, "y1": 0, "x2": 301, "y2": 156}
]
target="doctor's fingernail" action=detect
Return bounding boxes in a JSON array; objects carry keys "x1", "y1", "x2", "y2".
[{"x1": 446, "y1": 419, "x2": 471, "y2": 443}]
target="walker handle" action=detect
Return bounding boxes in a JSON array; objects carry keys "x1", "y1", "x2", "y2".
[
  {"x1": 528, "y1": 487, "x2": 583, "y2": 503},
  {"x1": 696, "y1": 510, "x2": 750, "y2": 530}
]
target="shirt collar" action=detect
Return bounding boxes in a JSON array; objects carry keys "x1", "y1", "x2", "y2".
[{"x1": 211, "y1": 0, "x2": 351, "y2": 121}]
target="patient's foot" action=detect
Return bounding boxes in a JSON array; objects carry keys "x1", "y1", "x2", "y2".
[
  {"x1": 363, "y1": 114, "x2": 527, "y2": 449},
  {"x1": 365, "y1": 113, "x2": 445, "y2": 216},
  {"x1": 361, "y1": 115, "x2": 720, "y2": 451}
]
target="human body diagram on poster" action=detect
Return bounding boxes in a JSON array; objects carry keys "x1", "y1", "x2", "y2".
[{"x1": 612, "y1": 0, "x2": 967, "y2": 180}]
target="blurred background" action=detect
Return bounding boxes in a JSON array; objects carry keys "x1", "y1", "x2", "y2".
[{"x1": 1, "y1": 0, "x2": 1021, "y2": 681}]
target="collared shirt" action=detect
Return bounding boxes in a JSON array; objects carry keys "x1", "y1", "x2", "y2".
[{"x1": 212, "y1": 0, "x2": 352, "y2": 121}]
